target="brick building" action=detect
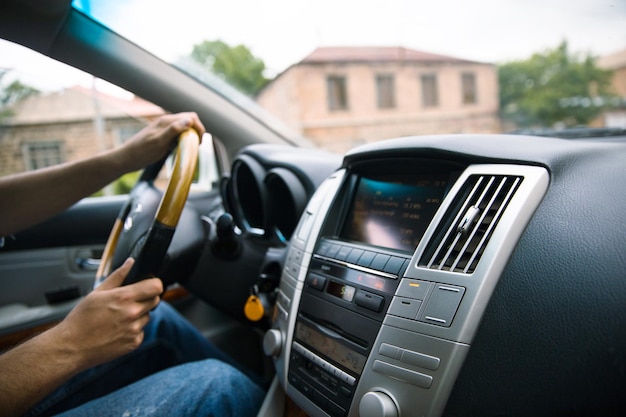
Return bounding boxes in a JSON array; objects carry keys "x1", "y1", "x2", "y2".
[
  {"x1": 0, "y1": 86, "x2": 164, "y2": 177},
  {"x1": 597, "y1": 48, "x2": 626, "y2": 128},
  {"x1": 257, "y1": 46, "x2": 501, "y2": 153}
]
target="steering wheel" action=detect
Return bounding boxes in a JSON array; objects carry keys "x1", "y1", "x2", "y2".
[{"x1": 94, "y1": 128, "x2": 200, "y2": 288}]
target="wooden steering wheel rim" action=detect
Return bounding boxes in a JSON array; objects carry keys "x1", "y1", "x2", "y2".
[{"x1": 95, "y1": 128, "x2": 200, "y2": 282}]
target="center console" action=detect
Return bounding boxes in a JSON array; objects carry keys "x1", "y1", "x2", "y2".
[{"x1": 264, "y1": 151, "x2": 548, "y2": 417}]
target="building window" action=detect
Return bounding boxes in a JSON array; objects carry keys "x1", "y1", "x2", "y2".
[
  {"x1": 376, "y1": 74, "x2": 396, "y2": 109},
  {"x1": 421, "y1": 74, "x2": 439, "y2": 107},
  {"x1": 22, "y1": 141, "x2": 64, "y2": 170},
  {"x1": 327, "y1": 75, "x2": 348, "y2": 111},
  {"x1": 462, "y1": 72, "x2": 477, "y2": 104}
]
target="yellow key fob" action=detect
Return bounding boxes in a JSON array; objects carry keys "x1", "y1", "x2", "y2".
[{"x1": 244, "y1": 294, "x2": 264, "y2": 322}]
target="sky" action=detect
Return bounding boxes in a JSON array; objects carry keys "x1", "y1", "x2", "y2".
[{"x1": 2, "y1": 0, "x2": 625, "y2": 92}]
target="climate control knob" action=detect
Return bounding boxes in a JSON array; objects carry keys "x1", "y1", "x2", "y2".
[
  {"x1": 262, "y1": 329, "x2": 282, "y2": 357},
  {"x1": 359, "y1": 391, "x2": 398, "y2": 417}
]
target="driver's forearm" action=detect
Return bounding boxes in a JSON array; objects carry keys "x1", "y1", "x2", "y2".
[
  {"x1": 0, "y1": 147, "x2": 129, "y2": 236},
  {"x1": 0, "y1": 327, "x2": 86, "y2": 417}
]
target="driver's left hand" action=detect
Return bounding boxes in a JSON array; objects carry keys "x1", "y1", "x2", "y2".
[{"x1": 116, "y1": 112, "x2": 206, "y2": 173}]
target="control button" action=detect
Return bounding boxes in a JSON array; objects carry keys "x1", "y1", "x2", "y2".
[
  {"x1": 317, "y1": 242, "x2": 331, "y2": 256},
  {"x1": 382, "y1": 256, "x2": 405, "y2": 275},
  {"x1": 288, "y1": 249, "x2": 304, "y2": 264},
  {"x1": 396, "y1": 279, "x2": 432, "y2": 300},
  {"x1": 288, "y1": 373, "x2": 302, "y2": 390},
  {"x1": 285, "y1": 261, "x2": 300, "y2": 277},
  {"x1": 359, "y1": 391, "x2": 398, "y2": 417},
  {"x1": 346, "y1": 248, "x2": 364, "y2": 264},
  {"x1": 336, "y1": 246, "x2": 352, "y2": 261},
  {"x1": 277, "y1": 290, "x2": 290, "y2": 307},
  {"x1": 378, "y1": 343, "x2": 402, "y2": 360},
  {"x1": 372, "y1": 360, "x2": 433, "y2": 389},
  {"x1": 400, "y1": 349, "x2": 440, "y2": 371},
  {"x1": 354, "y1": 290, "x2": 385, "y2": 312},
  {"x1": 388, "y1": 297, "x2": 421, "y2": 320},
  {"x1": 419, "y1": 284, "x2": 465, "y2": 327},
  {"x1": 370, "y1": 253, "x2": 391, "y2": 270},
  {"x1": 276, "y1": 303, "x2": 288, "y2": 322},
  {"x1": 339, "y1": 386, "x2": 352, "y2": 397},
  {"x1": 326, "y1": 244, "x2": 341, "y2": 258},
  {"x1": 357, "y1": 251, "x2": 376, "y2": 268},
  {"x1": 262, "y1": 329, "x2": 282, "y2": 357},
  {"x1": 299, "y1": 382, "x2": 317, "y2": 402},
  {"x1": 306, "y1": 273, "x2": 327, "y2": 290}
]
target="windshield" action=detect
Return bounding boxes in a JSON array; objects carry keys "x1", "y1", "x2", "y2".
[
  {"x1": 2, "y1": 0, "x2": 624, "y2": 156},
  {"x1": 70, "y1": 0, "x2": 625, "y2": 152}
]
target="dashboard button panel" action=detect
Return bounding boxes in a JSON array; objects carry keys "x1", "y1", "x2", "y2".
[
  {"x1": 419, "y1": 284, "x2": 465, "y2": 327},
  {"x1": 372, "y1": 360, "x2": 433, "y2": 389}
]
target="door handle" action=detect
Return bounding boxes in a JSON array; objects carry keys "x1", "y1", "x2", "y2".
[{"x1": 75, "y1": 257, "x2": 101, "y2": 271}]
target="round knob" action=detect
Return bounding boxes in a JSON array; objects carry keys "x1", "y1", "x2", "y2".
[
  {"x1": 359, "y1": 391, "x2": 398, "y2": 417},
  {"x1": 212, "y1": 213, "x2": 241, "y2": 259},
  {"x1": 263, "y1": 329, "x2": 282, "y2": 357},
  {"x1": 216, "y1": 213, "x2": 236, "y2": 241}
]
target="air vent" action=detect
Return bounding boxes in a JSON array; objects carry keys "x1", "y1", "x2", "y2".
[{"x1": 420, "y1": 174, "x2": 523, "y2": 274}]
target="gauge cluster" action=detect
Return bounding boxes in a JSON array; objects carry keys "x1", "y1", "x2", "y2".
[{"x1": 222, "y1": 145, "x2": 342, "y2": 244}]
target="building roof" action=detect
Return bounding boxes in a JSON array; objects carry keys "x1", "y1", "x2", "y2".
[
  {"x1": 4, "y1": 85, "x2": 164, "y2": 125},
  {"x1": 597, "y1": 49, "x2": 626, "y2": 70},
  {"x1": 300, "y1": 46, "x2": 479, "y2": 64}
]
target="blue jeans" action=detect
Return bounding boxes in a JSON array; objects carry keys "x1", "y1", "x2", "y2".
[{"x1": 24, "y1": 302, "x2": 265, "y2": 417}]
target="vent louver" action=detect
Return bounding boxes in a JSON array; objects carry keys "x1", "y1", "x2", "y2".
[{"x1": 421, "y1": 174, "x2": 522, "y2": 274}]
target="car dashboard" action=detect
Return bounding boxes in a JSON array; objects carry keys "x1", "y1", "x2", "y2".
[{"x1": 228, "y1": 134, "x2": 626, "y2": 417}]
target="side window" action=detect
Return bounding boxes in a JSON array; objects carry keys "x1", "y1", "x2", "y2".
[{"x1": 0, "y1": 40, "x2": 217, "y2": 197}]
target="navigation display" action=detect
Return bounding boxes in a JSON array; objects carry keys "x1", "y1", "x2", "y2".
[{"x1": 341, "y1": 174, "x2": 450, "y2": 252}]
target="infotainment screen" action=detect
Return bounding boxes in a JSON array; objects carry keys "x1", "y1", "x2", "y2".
[{"x1": 340, "y1": 174, "x2": 450, "y2": 252}]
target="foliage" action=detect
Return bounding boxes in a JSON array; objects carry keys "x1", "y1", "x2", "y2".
[
  {"x1": 191, "y1": 40, "x2": 269, "y2": 96},
  {"x1": 498, "y1": 41, "x2": 614, "y2": 128},
  {"x1": 92, "y1": 171, "x2": 141, "y2": 197},
  {"x1": 112, "y1": 170, "x2": 141, "y2": 195},
  {"x1": 0, "y1": 70, "x2": 40, "y2": 121}
]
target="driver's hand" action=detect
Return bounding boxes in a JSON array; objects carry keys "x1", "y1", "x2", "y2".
[
  {"x1": 49, "y1": 258, "x2": 162, "y2": 372},
  {"x1": 118, "y1": 112, "x2": 206, "y2": 172}
]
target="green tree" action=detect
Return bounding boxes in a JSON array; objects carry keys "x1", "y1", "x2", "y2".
[
  {"x1": 191, "y1": 40, "x2": 269, "y2": 96},
  {"x1": 0, "y1": 70, "x2": 40, "y2": 121},
  {"x1": 498, "y1": 41, "x2": 614, "y2": 128}
]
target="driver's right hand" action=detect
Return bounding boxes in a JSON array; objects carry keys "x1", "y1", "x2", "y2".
[{"x1": 49, "y1": 258, "x2": 163, "y2": 372}]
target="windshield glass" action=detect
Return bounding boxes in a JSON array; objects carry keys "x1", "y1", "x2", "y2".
[{"x1": 37, "y1": 1, "x2": 626, "y2": 151}]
